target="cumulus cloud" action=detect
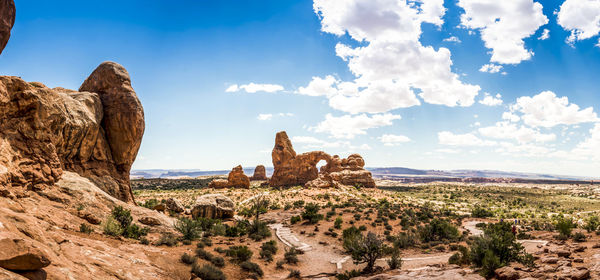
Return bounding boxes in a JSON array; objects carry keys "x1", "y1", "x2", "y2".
[
  {"x1": 478, "y1": 121, "x2": 556, "y2": 143},
  {"x1": 458, "y1": 0, "x2": 548, "y2": 64},
  {"x1": 511, "y1": 91, "x2": 598, "y2": 127},
  {"x1": 443, "y1": 36, "x2": 462, "y2": 43},
  {"x1": 310, "y1": 113, "x2": 401, "y2": 139},
  {"x1": 571, "y1": 123, "x2": 600, "y2": 160},
  {"x1": 479, "y1": 93, "x2": 503, "y2": 106},
  {"x1": 257, "y1": 114, "x2": 273, "y2": 121},
  {"x1": 557, "y1": 0, "x2": 600, "y2": 43},
  {"x1": 438, "y1": 131, "x2": 497, "y2": 146},
  {"x1": 378, "y1": 134, "x2": 411, "y2": 146},
  {"x1": 479, "y1": 64, "x2": 503, "y2": 73},
  {"x1": 302, "y1": 0, "x2": 480, "y2": 114},
  {"x1": 291, "y1": 136, "x2": 371, "y2": 150},
  {"x1": 502, "y1": 112, "x2": 520, "y2": 122},
  {"x1": 538, "y1": 28, "x2": 550, "y2": 40},
  {"x1": 226, "y1": 83, "x2": 284, "y2": 93}
]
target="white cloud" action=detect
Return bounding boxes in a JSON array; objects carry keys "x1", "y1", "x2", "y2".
[
  {"x1": 378, "y1": 134, "x2": 411, "y2": 146},
  {"x1": 435, "y1": 148, "x2": 460, "y2": 154},
  {"x1": 571, "y1": 123, "x2": 600, "y2": 160},
  {"x1": 310, "y1": 113, "x2": 401, "y2": 139},
  {"x1": 458, "y1": 0, "x2": 548, "y2": 64},
  {"x1": 479, "y1": 64, "x2": 503, "y2": 73},
  {"x1": 226, "y1": 83, "x2": 284, "y2": 93},
  {"x1": 557, "y1": 0, "x2": 600, "y2": 43},
  {"x1": 305, "y1": 0, "x2": 480, "y2": 114},
  {"x1": 438, "y1": 131, "x2": 497, "y2": 146},
  {"x1": 538, "y1": 28, "x2": 550, "y2": 40},
  {"x1": 291, "y1": 136, "x2": 371, "y2": 150},
  {"x1": 479, "y1": 92, "x2": 503, "y2": 106},
  {"x1": 502, "y1": 112, "x2": 520, "y2": 122},
  {"x1": 478, "y1": 121, "x2": 556, "y2": 143},
  {"x1": 512, "y1": 91, "x2": 598, "y2": 128},
  {"x1": 257, "y1": 114, "x2": 273, "y2": 121},
  {"x1": 443, "y1": 36, "x2": 462, "y2": 43}
]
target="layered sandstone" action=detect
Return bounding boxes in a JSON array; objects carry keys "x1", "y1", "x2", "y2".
[
  {"x1": 0, "y1": 61, "x2": 144, "y2": 202},
  {"x1": 250, "y1": 165, "x2": 267, "y2": 180},
  {"x1": 191, "y1": 194, "x2": 234, "y2": 220},
  {"x1": 0, "y1": 0, "x2": 15, "y2": 55},
  {"x1": 269, "y1": 131, "x2": 376, "y2": 188},
  {"x1": 208, "y1": 165, "x2": 250, "y2": 188}
]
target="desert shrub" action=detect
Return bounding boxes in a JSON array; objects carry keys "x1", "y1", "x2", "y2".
[
  {"x1": 240, "y1": 261, "x2": 263, "y2": 277},
  {"x1": 260, "y1": 240, "x2": 278, "y2": 262},
  {"x1": 196, "y1": 217, "x2": 220, "y2": 232},
  {"x1": 471, "y1": 206, "x2": 494, "y2": 218},
  {"x1": 387, "y1": 247, "x2": 402, "y2": 270},
  {"x1": 448, "y1": 245, "x2": 470, "y2": 265},
  {"x1": 181, "y1": 252, "x2": 196, "y2": 265},
  {"x1": 334, "y1": 217, "x2": 343, "y2": 229},
  {"x1": 418, "y1": 218, "x2": 460, "y2": 243},
  {"x1": 394, "y1": 231, "x2": 417, "y2": 249},
  {"x1": 276, "y1": 260, "x2": 285, "y2": 269},
  {"x1": 358, "y1": 225, "x2": 367, "y2": 231},
  {"x1": 480, "y1": 250, "x2": 501, "y2": 278},
  {"x1": 103, "y1": 216, "x2": 123, "y2": 236},
  {"x1": 211, "y1": 256, "x2": 225, "y2": 267},
  {"x1": 225, "y1": 220, "x2": 250, "y2": 237},
  {"x1": 191, "y1": 263, "x2": 225, "y2": 280},
  {"x1": 584, "y1": 216, "x2": 599, "y2": 232},
  {"x1": 470, "y1": 222, "x2": 532, "y2": 273},
  {"x1": 343, "y1": 231, "x2": 387, "y2": 273},
  {"x1": 196, "y1": 248, "x2": 214, "y2": 260},
  {"x1": 249, "y1": 220, "x2": 272, "y2": 241},
  {"x1": 284, "y1": 247, "x2": 300, "y2": 264},
  {"x1": 302, "y1": 203, "x2": 324, "y2": 224},
  {"x1": 141, "y1": 199, "x2": 160, "y2": 209},
  {"x1": 80, "y1": 223, "x2": 93, "y2": 234},
  {"x1": 211, "y1": 223, "x2": 227, "y2": 236},
  {"x1": 335, "y1": 269, "x2": 361, "y2": 280},
  {"x1": 293, "y1": 200, "x2": 305, "y2": 208},
  {"x1": 122, "y1": 223, "x2": 149, "y2": 240},
  {"x1": 555, "y1": 217, "x2": 575, "y2": 237},
  {"x1": 287, "y1": 269, "x2": 301, "y2": 279},
  {"x1": 226, "y1": 245, "x2": 253, "y2": 263},
  {"x1": 200, "y1": 236, "x2": 213, "y2": 247},
  {"x1": 111, "y1": 206, "x2": 133, "y2": 229},
  {"x1": 573, "y1": 232, "x2": 587, "y2": 242},
  {"x1": 290, "y1": 216, "x2": 301, "y2": 224},
  {"x1": 156, "y1": 232, "x2": 178, "y2": 247}
]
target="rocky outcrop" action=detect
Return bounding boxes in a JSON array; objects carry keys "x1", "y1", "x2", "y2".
[
  {"x1": 269, "y1": 131, "x2": 376, "y2": 188},
  {"x1": 0, "y1": 237, "x2": 51, "y2": 271},
  {"x1": 191, "y1": 194, "x2": 234, "y2": 219},
  {"x1": 0, "y1": 0, "x2": 15, "y2": 55},
  {"x1": 165, "y1": 198, "x2": 184, "y2": 213},
  {"x1": 0, "y1": 62, "x2": 144, "y2": 202},
  {"x1": 250, "y1": 165, "x2": 267, "y2": 180},
  {"x1": 208, "y1": 165, "x2": 250, "y2": 188}
]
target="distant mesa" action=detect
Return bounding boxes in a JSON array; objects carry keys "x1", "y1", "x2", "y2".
[
  {"x1": 250, "y1": 165, "x2": 268, "y2": 181},
  {"x1": 0, "y1": 61, "x2": 144, "y2": 202},
  {"x1": 0, "y1": 0, "x2": 15, "y2": 55},
  {"x1": 270, "y1": 131, "x2": 376, "y2": 188},
  {"x1": 208, "y1": 165, "x2": 250, "y2": 188}
]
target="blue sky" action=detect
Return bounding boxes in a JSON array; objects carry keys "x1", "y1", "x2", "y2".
[{"x1": 2, "y1": 0, "x2": 600, "y2": 176}]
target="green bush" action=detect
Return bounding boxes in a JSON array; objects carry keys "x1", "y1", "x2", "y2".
[
  {"x1": 211, "y1": 256, "x2": 225, "y2": 267},
  {"x1": 335, "y1": 269, "x2": 361, "y2": 280},
  {"x1": 284, "y1": 247, "x2": 300, "y2": 264},
  {"x1": 103, "y1": 216, "x2": 123, "y2": 236},
  {"x1": 181, "y1": 252, "x2": 196, "y2": 265},
  {"x1": 387, "y1": 247, "x2": 402, "y2": 269},
  {"x1": 249, "y1": 220, "x2": 272, "y2": 241},
  {"x1": 469, "y1": 222, "x2": 532, "y2": 273},
  {"x1": 343, "y1": 231, "x2": 387, "y2": 273},
  {"x1": 481, "y1": 250, "x2": 501, "y2": 278},
  {"x1": 122, "y1": 223, "x2": 149, "y2": 240},
  {"x1": 226, "y1": 245, "x2": 253, "y2": 263},
  {"x1": 191, "y1": 263, "x2": 225, "y2": 280},
  {"x1": 174, "y1": 218, "x2": 202, "y2": 240},
  {"x1": 334, "y1": 217, "x2": 343, "y2": 229},
  {"x1": 240, "y1": 261, "x2": 263, "y2": 277},
  {"x1": 471, "y1": 206, "x2": 494, "y2": 218},
  {"x1": 418, "y1": 218, "x2": 460, "y2": 243},
  {"x1": 394, "y1": 232, "x2": 417, "y2": 249},
  {"x1": 448, "y1": 245, "x2": 470, "y2": 265},
  {"x1": 302, "y1": 203, "x2": 324, "y2": 224},
  {"x1": 155, "y1": 232, "x2": 178, "y2": 247},
  {"x1": 290, "y1": 216, "x2": 301, "y2": 224},
  {"x1": 80, "y1": 223, "x2": 93, "y2": 234},
  {"x1": 111, "y1": 206, "x2": 133, "y2": 229},
  {"x1": 287, "y1": 269, "x2": 301, "y2": 279},
  {"x1": 555, "y1": 217, "x2": 575, "y2": 237},
  {"x1": 196, "y1": 248, "x2": 214, "y2": 260},
  {"x1": 260, "y1": 240, "x2": 278, "y2": 262},
  {"x1": 584, "y1": 216, "x2": 599, "y2": 232},
  {"x1": 573, "y1": 232, "x2": 587, "y2": 242},
  {"x1": 141, "y1": 199, "x2": 160, "y2": 210}
]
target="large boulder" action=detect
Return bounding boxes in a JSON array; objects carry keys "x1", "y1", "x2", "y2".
[
  {"x1": 191, "y1": 194, "x2": 234, "y2": 219},
  {"x1": 0, "y1": 238, "x2": 51, "y2": 271},
  {"x1": 165, "y1": 198, "x2": 184, "y2": 213},
  {"x1": 269, "y1": 131, "x2": 376, "y2": 188},
  {"x1": 0, "y1": 62, "x2": 144, "y2": 202},
  {"x1": 250, "y1": 165, "x2": 267, "y2": 180},
  {"x1": 207, "y1": 165, "x2": 249, "y2": 188},
  {"x1": 0, "y1": 0, "x2": 15, "y2": 55}
]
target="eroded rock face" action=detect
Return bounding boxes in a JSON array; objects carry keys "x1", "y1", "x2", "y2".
[
  {"x1": 269, "y1": 131, "x2": 375, "y2": 188},
  {"x1": 0, "y1": 61, "x2": 144, "y2": 202},
  {"x1": 191, "y1": 194, "x2": 234, "y2": 219},
  {"x1": 0, "y1": 0, "x2": 15, "y2": 55},
  {"x1": 250, "y1": 165, "x2": 267, "y2": 180},
  {"x1": 0, "y1": 237, "x2": 51, "y2": 271},
  {"x1": 208, "y1": 165, "x2": 250, "y2": 188}
]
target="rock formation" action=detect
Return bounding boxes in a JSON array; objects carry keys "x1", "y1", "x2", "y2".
[
  {"x1": 270, "y1": 131, "x2": 376, "y2": 188},
  {"x1": 208, "y1": 165, "x2": 250, "y2": 188},
  {"x1": 191, "y1": 194, "x2": 234, "y2": 219},
  {"x1": 0, "y1": 61, "x2": 144, "y2": 202},
  {"x1": 0, "y1": 0, "x2": 15, "y2": 55},
  {"x1": 250, "y1": 165, "x2": 267, "y2": 180}
]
